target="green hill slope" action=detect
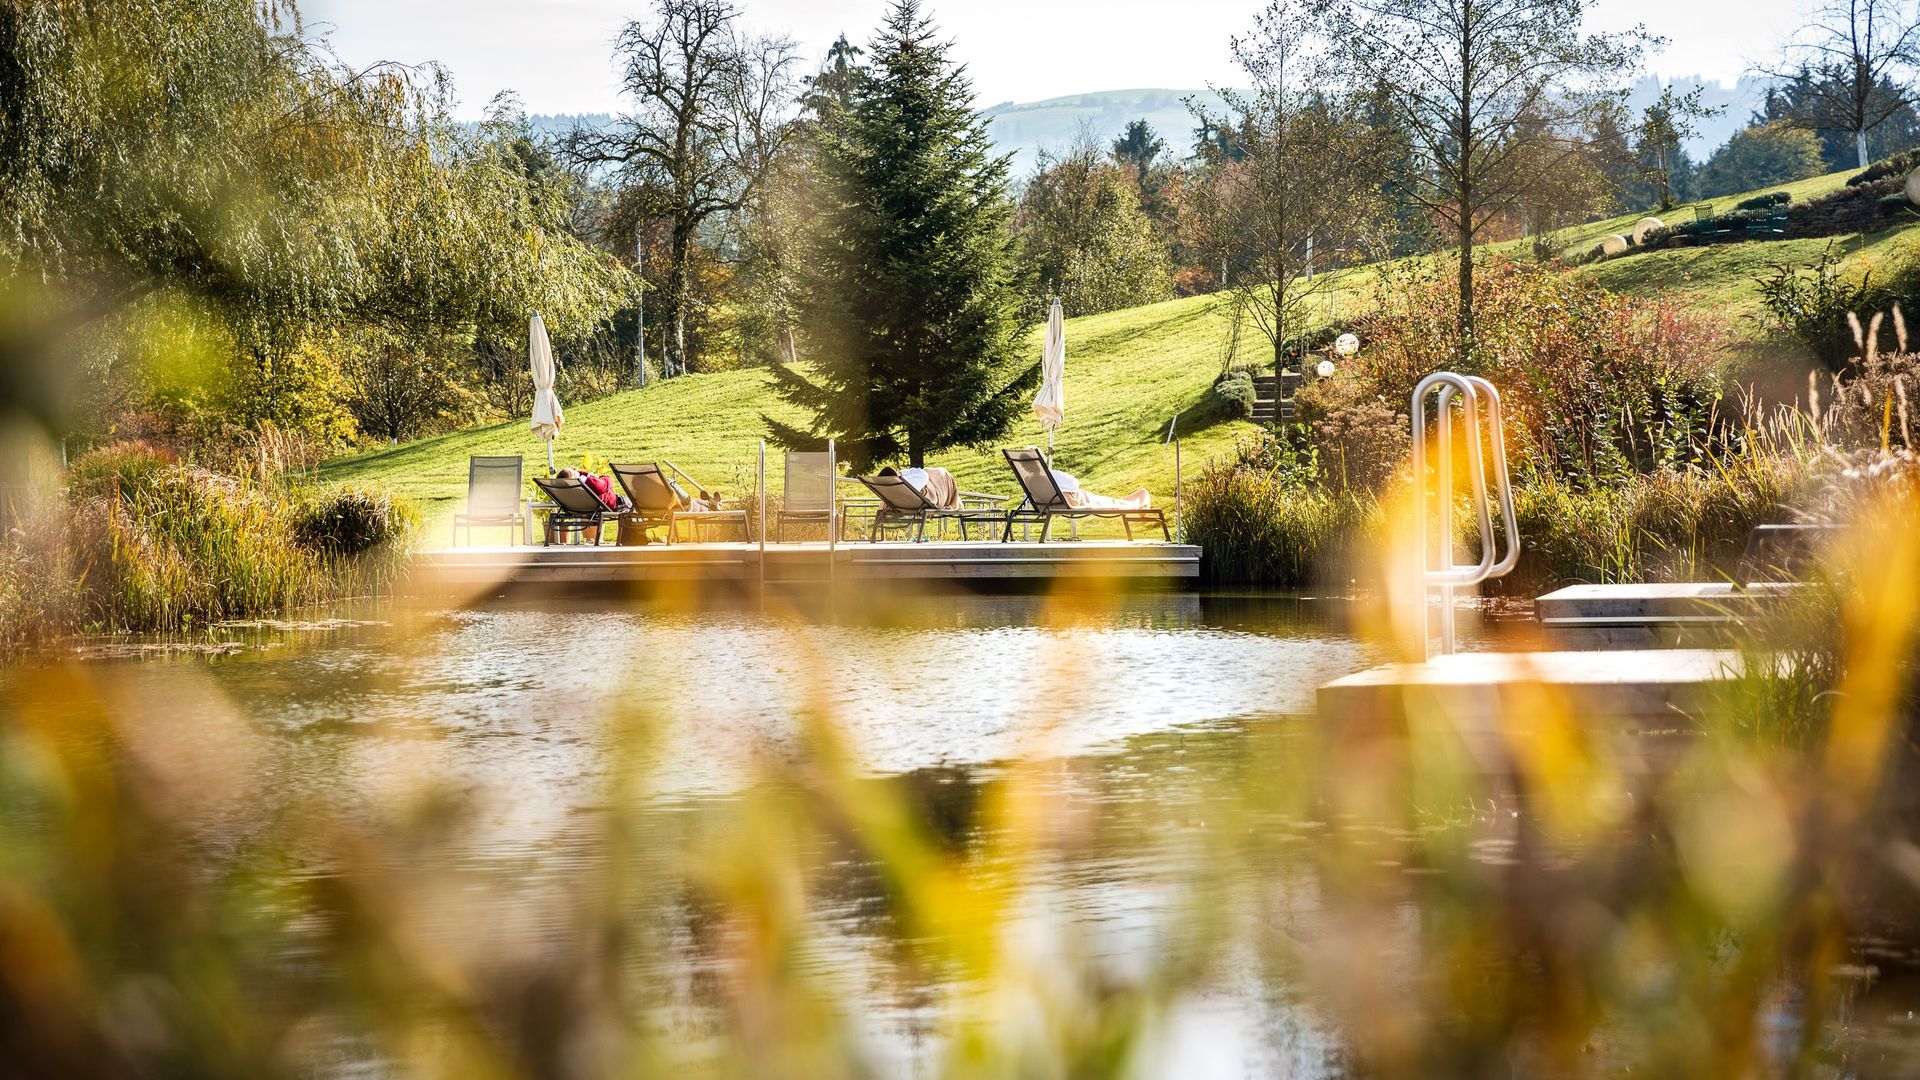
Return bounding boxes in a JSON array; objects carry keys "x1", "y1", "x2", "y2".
[
  {"x1": 322, "y1": 290, "x2": 1251, "y2": 528},
  {"x1": 322, "y1": 167, "x2": 1920, "y2": 530}
]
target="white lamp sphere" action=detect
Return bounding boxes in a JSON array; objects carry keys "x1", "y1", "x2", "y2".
[
  {"x1": 1333, "y1": 332, "x2": 1359, "y2": 356},
  {"x1": 1316, "y1": 359, "x2": 1336, "y2": 378}
]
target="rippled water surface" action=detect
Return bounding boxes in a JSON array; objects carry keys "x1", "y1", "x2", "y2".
[{"x1": 12, "y1": 591, "x2": 1920, "y2": 1076}]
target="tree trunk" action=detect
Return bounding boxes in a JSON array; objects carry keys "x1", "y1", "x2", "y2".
[
  {"x1": 669, "y1": 225, "x2": 694, "y2": 377},
  {"x1": 907, "y1": 432, "x2": 924, "y2": 469},
  {"x1": 673, "y1": 310, "x2": 687, "y2": 379},
  {"x1": 1273, "y1": 291, "x2": 1287, "y2": 373},
  {"x1": 1857, "y1": 128, "x2": 1871, "y2": 171},
  {"x1": 1457, "y1": 220, "x2": 1474, "y2": 366}
]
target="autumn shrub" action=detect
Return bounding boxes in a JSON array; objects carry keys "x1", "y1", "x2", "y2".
[
  {"x1": 1493, "y1": 457, "x2": 1808, "y2": 594},
  {"x1": 1183, "y1": 432, "x2": 1375, "y2": 588},
  {"x1": 1294, "y1": 375, "x2": 1409, "y2": 495},
  {"x1": 1344, "y1": 258, "x2": 1727, "y2": 482}
]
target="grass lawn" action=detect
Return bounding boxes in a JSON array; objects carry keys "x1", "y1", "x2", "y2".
[
  {"x1": 1581, "y1": 224, "x2": 1920, "y2": 329},
  {"x1": 321, "y1": 165, "x2": 1920, "y2": 533}
]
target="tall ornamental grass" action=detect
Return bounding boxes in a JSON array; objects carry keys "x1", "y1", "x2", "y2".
[
  {"x1": 0, "y1": 443, "x2": 418, "y2": 642},
  {"x1": 1184, "y1": 461, "x2": 1374, "y2": 588}
]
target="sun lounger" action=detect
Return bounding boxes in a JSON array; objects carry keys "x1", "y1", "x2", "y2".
[
  {"x1": 609, "y1": 462, "x2": 748, "y2": 543},
  {"x1": 777, "y1": 450, "x2": 835, "y2": 541},
  {"x1": 1000, "y1": 447, "x2": 1169, "y2": 542},
  {"x1": 530, "y1": 475, "x2": 616, "y2": 545},
  {"x1": 857, "y1": 474, "x2": 1008, "y2": 541},
  {"x1": 451, "y1": 455, "x2": 527, "y2": 546}
]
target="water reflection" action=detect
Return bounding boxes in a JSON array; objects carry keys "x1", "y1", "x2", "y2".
[{"x1": 5, "y1": 592, "x2": 1919, "y2": 1076}]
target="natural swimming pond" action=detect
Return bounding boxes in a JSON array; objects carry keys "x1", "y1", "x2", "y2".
[{"x1": 5, "y1": 590, "x2": 1919, "y2": 1076}]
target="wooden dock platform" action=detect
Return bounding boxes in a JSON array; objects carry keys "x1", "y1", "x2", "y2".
[
  {"x1": 415, "y1": 540, "x2": 1201, "y2": 590},
  {"x1": 1318, "y1": 648, "x2": 1752, "y2": 726},
  {"x1": 1534, "y1": 582, "x2": 1795, "y2": 648}
]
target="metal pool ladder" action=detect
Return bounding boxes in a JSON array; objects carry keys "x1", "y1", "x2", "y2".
[{"x1": 1411, "y1": 372, "x2": 1519, "y2": 658}]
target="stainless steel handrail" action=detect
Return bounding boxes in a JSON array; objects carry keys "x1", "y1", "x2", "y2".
[{"x1": 1411, "y1": 372, "x2": 1519, "y2": 657}]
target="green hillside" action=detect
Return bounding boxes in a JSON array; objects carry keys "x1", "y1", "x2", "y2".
[
  {"x1": 322, "y1": 290, "x2": 1249, "y2": 528},
  {"x1": 321, "y1": 167, "x2": 1920, "y2": 531}
]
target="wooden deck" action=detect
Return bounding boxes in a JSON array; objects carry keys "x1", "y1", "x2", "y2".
[
  {"x1": 1534, "y1": 582, "x2": 1796, "y2": 648},
  {"x1": 1317, "y1": 648, "x2": 1753, "y2": 726},
  {"x1": 415, "y1": 540, "x2": 1201, "y2": 589}
]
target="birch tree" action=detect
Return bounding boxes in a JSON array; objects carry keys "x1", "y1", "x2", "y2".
[{"x1": 1759, "y1": 0, "x2": 1920, "y2": 169}]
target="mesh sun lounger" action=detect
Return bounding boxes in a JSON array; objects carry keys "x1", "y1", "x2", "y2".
[
  {"x1": 1000, "y1": 447, "x2": 1169, "y2": 542},
  {"x1": 777, "y1": 451, "x2": 835, "y2": 541},
  {"x1": 609, "y1": 462, "x2": 748, "y2": 543},
  {"x1": 530, "y1": 475, "x2": 616, "y2": 546},
  {"x1": 857, "y1": 474, "x2": 1007, "y2": 542},
  {"x1": 451, "y1": 455, "x2": 526, "y2": 546}
]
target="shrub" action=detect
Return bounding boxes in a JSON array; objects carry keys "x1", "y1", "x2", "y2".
[
  {"x1": 1294, "y1": 376, "x2": 1408, "y2": 495},
  {"x1": 1735, "y1": 191, "x2": 1791, "y2": 211},
  {"x1": 0, "y1": 443, "x2": 422, "y2": 643},
  {"x1": 66, "y1": 439, "x2": 177, "y2": 500},
  {"x1": 0, "y1": 495, "x2": 85, "y2": 652},
  {"x1": 293, "y1": 487, "x2": 417, "y2": 557},
  {"x1": 1182, "y1": 455, "x2": 1372, "y2": 588},
  {"x1": 1212, "y1": 370, "x2": 1256, "y2": 420},
  {"x1": 1345, "y1": 258, "x2": 1726, "y2": 483},
  {"x1": 291, "y1": 486, "x2": 420, "y2": 595},
  {"x1": 1496, "y1": 460, "x2": 1805, "y2": 594},
  {"x1": 1848, "y1": 147, "x2": 1920, "y2": 187},
  {"x1": 1756, "y1": 243, "x2": 1880, "y2": 368}
]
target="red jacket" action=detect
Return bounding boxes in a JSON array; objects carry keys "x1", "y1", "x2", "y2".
[{"x1": 581, "y1": 472, "x2": 620, "y2": 510}]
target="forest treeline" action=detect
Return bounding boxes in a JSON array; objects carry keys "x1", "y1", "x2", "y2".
[{"x1": 5, "y1": 0, "x2": 1919, "y2": 464}]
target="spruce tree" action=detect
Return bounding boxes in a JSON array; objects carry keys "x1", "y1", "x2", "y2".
[{"x1": 767, "y1": 0, "x2": 1033, "y2": 469}]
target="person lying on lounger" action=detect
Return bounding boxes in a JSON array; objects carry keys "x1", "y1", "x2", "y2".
[
  {"x1": 876, "y1": 465, "x2": 961, "y2": 509},
  {"x1": 556, "y1": 467, "x2": 632, "y2": 512},
  {"x1": 1046, "y1": 466, "x2": 1151, "y2": 509}
]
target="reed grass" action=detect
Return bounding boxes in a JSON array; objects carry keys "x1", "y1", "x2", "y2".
[{"x1": 0, "y1": 444, "x2": 418, "y2": 644}]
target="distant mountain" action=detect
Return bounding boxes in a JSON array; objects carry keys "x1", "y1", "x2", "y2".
[
  {"x1": 1621, "y1": 76, "x2": 1770, "y2": 158},
  {"x1": 982, "y1": 89, "x2": 1210, "y2": 176},
  {"x1": 524, "y1": 77, "x2": 1770, "y2": 183},
  {"x1": 983, "y1": 80, "x2": 1769, "y2": 177},
  {"x1": 526, "y1": 113, "x2": 608, "y2": 140}
]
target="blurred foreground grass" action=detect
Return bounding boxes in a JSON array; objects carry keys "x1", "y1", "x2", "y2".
[{"x1": 2, "y1": 500, "x2": 1919, "y2": 1078}]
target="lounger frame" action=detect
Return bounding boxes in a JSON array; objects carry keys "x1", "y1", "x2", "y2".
[
  {"x1": 858, "y1": 474, "x2": 1007, "y2": 542},
  {"x1": 609, "y1": 462, "x2": 749, "y2": 543},
  {"x1": 999, "y1": 447, "x2": 1169, "y2": 542},
  {"x1": 531, "y1": 475, "x2": 616, "y2": 546},
  {"x1": 452, "y1": 455, "x2": 527, "y2": 546}
]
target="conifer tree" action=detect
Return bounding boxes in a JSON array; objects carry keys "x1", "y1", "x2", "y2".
[{"x1": 767, "y1": 0, "x2": 1033, "y2": 469}]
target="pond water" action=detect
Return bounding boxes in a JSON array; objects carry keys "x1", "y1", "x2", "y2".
[{"x1": 7, "y1": 590, "x2": 1920, "y2": 1076}]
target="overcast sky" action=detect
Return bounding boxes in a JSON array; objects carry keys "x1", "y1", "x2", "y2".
[{"x1": 301, "y1": 0, "x2": 1808, "y2": 119}]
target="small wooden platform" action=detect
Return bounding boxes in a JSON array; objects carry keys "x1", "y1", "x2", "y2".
[
  {"x1": 1318, "y1": 648, "x2": 1751, "y2": 726},
  {"x1": 416, "y1": 540, "x2": 1201, "y2": 589},
  {"x1": 1534, "y1": 582, "x2": 1796, "y2": 649}
]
